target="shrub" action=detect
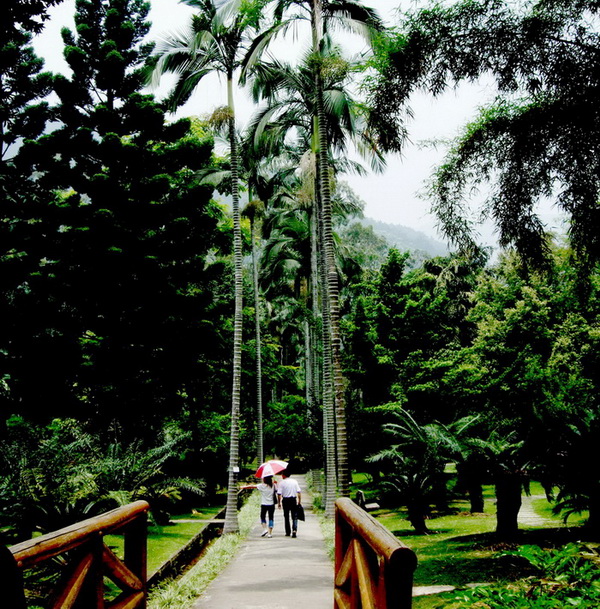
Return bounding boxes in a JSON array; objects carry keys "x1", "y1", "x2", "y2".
[{"x1": 451, "y1": 543, "x2": 600, "y2": 608}]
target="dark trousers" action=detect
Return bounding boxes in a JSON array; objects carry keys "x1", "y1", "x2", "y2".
[
  {"x1": 281, "y1": 497, "x2": 298, "y2": 535},
  {"x1": 260, "y1": 504, "x2": 275, "y2": 528}
]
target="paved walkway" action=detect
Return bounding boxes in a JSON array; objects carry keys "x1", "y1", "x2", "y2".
[
  {"x1": 187, "y1": 485, "x2": 557, "y2": 605},
  {"x1": 518, "y1": 494, "x2": 557, "y2": 528},
  {"x1": 190, "y1": 475, "x2": 333, "y2": 609}
]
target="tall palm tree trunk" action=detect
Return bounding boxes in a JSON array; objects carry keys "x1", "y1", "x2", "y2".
[
  {"x1": 251, "y1": 214, "x2": 264, "y2": 464},
  {"x1": 224, "y1": 75, "x2": 243, "y2": 535},
  {"x1": 312, "y1": 0, "x2": 350, "y2": 500},
  {"x1": 310, "y1": 202, "x2": 321, "y2": 403},
  {"x1": 318, "y1": 198, "x2": 337, "y2": 518},
  {"x1": 495, "y1": 473, "x2": 522, "y2": 540},
  {"x1": 307, "y1": 203, "x2": 321, "y2": 430},
  {"x1": 304, "y1": 318, "x2": 313, "y2": 426}
]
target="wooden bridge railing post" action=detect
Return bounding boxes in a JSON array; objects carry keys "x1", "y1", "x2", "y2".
[
  {"x1": 125, "y1": 509, "x2": 148, "y2": 609},
  {"x1": 9, "y1": 500, "x2": 150, "y2": 609},
  {"x1": 334, "y1": 497, "x2": 417, "y2": 609}
]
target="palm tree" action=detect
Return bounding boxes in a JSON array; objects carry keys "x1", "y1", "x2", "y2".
[
  {"x1": 278, "y1": 0, "x2": 381, "y2": 503},
  {"x1": 244, "y1": 21, "x2": 382, "y2": 509},
  {"x1": 481, "y1": 432, "x2": 530, "y2": 539},
  {"x1": 242, "y1": 197, "x2": 266, "y2": 465},
  {"x1": 368, "y1": 410, "x2": 464, "y2": 533},
  {"x1": 150, "y1": 0, "x2": 266, "y2": 534}
]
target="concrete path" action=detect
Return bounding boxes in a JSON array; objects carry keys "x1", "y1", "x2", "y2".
[
  {"x1": 518, "y1": 494, "x2": 557, "y2": 528},
  {"x1": 190, "y1": 475, "x2": 333, "y2": 609}
]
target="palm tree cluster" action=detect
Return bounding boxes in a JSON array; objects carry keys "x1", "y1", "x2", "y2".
[{"x1": 148, "y1": 0, "x2": 384, "y2": 529}]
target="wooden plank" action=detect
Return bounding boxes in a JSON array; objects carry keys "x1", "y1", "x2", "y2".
[
  {"x1": 12, "y1": 501, "x2": 150, "y2": 569},
  {"x1": 335, "y1": 497, "x2": 418, "y2": 609},
  {"x1": 354, "y1": 540, "x2": 376, "y2": 609},
  {"x1": 124, "y1": 513, "x2": 147, "y2": 609},
  {"x1": 335, "y1": 509, "x2": 347, "y2": 572},
  {"x1": 91, "y1": 537, "x2": 106, "y2": 609},
  {"x1": 103, "y1": 544, "x2": 143, "y2": 591},
  {"x1": 334, "y1": 588, "x2": 351, "y2": 609},
  {"x1": 335, "y1": 498, "x2": 410, "y2": 560},
  {"x1": 50, "y1": 551, "x2": 93, "y2": 609},
  {"x1": 106, "y1": 591, "x2": 145, "y2": 609},
  {"x1": 335, "y1": 541, "x2": 355, "y2": 587}
]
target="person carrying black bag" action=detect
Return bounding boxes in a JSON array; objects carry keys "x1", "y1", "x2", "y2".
[{"x1": 276, "y1": 470, "x2": 302, "y2": 538}]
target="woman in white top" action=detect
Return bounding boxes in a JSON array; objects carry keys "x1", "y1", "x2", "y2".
[{"x1": 256, "y1": 475, "x2": 277, "y2": 537}]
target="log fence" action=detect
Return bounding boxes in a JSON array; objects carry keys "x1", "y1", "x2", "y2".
[
  {"x1": 335, "y1": 497, "x2": 417, "y2": 609},
  {"x1": 6, "y1": 487, "x2": 417, "y2": 608},
  {"x1": 8, "y1": 500, "x2": 150, "y2": 609}
]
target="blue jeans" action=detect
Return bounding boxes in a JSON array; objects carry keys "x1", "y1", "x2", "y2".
[
  {"x1": 260, "y1": 504, "x2": 275, "y2": 528},
  {"x1": 281, "y1": 497, "x2": 298, "y2": 535}
]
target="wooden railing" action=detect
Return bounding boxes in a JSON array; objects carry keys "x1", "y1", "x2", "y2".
[
  {"x1": 335, "y1": 497, "x2": 417, "y2": 609},
  {"x1": 9, "y1": 500, "x2": 150, "y2": 609}
]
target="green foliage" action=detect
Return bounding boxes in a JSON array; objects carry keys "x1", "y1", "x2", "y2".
[
  {"x1": 368, "y1": 410, "x2": 467, "y2": 532},
  {"x1": 0, "y1": 417, "x2": 205, "y2": 540},
  {"x1": 92, "y1": 437, "x2": 206, "y2": 525},
  {"x1": 367, "y1": 0, "x2": 600, "y2": 264},
  {"x1": 1, "y1": 0, "x2": 232, "y2": 432},
  {"x1": 348, "y1": 244, "x2": 600, "y2": 535},
  {"x1": 263, "y1": 395, "x2": 320, "y2": 462},
  {"x1": 1, "y1": 1, "x2": 57, "y2": 160},
  {"x1": 452, "y1": 544, "x2": 600, "y2": 608},
  {"x1": 344, "y1": 249, "x2": 482, "y2": 420},
  {"x1": 339, "y1": 222, "x2": 391, "y2": 272},
  {"x1": 0, "y1": 417, "x2": 103, "y2": 539}
]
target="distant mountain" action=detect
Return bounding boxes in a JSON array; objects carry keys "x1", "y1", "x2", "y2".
[{"x1": 363, "y1": 218, "x2": 449, "y2": 258}]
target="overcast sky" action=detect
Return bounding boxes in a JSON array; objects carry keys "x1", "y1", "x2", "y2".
[{"x1": 32, "y1": 0, "x2": 566, "y2": 249}]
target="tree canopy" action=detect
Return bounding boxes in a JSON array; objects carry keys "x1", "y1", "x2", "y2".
[{"x1": 367, "y1": 0, "x2": 600, "y2": 265}]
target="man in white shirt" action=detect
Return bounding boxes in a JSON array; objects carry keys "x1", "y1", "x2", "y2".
[{"x1": 277, "y1": 470, "x2": 302, "y2": 537}]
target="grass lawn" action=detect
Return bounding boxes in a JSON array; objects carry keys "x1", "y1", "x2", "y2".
[
  {"x1": 412, "y1": 591, "x2": 460, "y2": 609},
  {"x1": 105, "y1": 505, "x2": 224, "y2": 575},
  {"x1": 350, "y1": 474, "x2": 592, "y2": 607},
  {"x1": 171, "y1": 504, "x2": 224, "y2": 521},
  {"x1": 372, "y1": 495, "x2": 503, "y2": 587}
]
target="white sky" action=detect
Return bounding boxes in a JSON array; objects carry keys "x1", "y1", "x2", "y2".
[{"x1": 32, "y1": 0, "x2": 567, "y2": 249}]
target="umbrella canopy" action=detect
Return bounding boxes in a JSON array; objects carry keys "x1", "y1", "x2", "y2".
[{"x1": 255, "y1": 459, "x2": 288, "y2": 478}]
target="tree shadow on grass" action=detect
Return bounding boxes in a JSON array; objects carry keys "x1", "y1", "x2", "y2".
[
  {"x1": 447, "y1": 526, "x2": 592, "y2": 550},
  {"x1": 397, "y1": 527, "x2": 593, "y2": 587},
  {"x1": 414, "y1": 555, "x2": 524, "y2": 586}
]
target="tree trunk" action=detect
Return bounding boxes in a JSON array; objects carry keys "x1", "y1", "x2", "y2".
[
  {"x1": 310, "y1": 203, "x2": 321, "y2": 420},
  {"x1": 318, "y1": 185, "x2": 337, "y2": 518},
  {"x1": 304, "y1": 319, "x2": 313, "y2": 428},
  {"x1": 408, "y1": 501, "x2": 430, "y2": 535},
  {"x1": 468, "y1": 480, "x2": 485, "y2": 514},
  {"x1": 312, "y1": 0, "x2": 350, "y2": 501},
  {"x1": 251, "y1": 216, "x2": 264, "y2": 465},
  {"x1": 457, "y1": 463, "x2": 485, "y2": 513},
  {"x1": 495, "y1": 474, "x2": 522, "y2": 539},
  {"x1": 224, "y1": 77, "x2": 243, "y2": 535}
]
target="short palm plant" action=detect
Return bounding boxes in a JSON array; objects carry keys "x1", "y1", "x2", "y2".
[
  {"x1": 93, "y1": 437, "x2": 206, "y2": 525},
  {"x1": 368, "y1": 410, "x2": 463, "y2": 534}
]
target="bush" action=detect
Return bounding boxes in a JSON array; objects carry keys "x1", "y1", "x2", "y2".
[{"x1": 451, "y1": 543, "x2": 600, "y2": 608}]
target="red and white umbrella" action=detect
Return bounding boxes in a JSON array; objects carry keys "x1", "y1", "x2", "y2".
[{"x1": 255, "y1": 459, "x2": 288, "y2": 478}]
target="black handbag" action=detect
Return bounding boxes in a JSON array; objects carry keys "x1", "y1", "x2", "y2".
[{"x1": 296, "y1": 503, "x2": 305, "y2": 521}]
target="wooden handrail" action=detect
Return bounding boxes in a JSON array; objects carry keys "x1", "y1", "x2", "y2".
[
  {"x1": 9, "y1": 500, "x2": 150, "y2": 609},
  {"x1": 335, "y1": 497, "x2": 417, "y2": 609}
]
